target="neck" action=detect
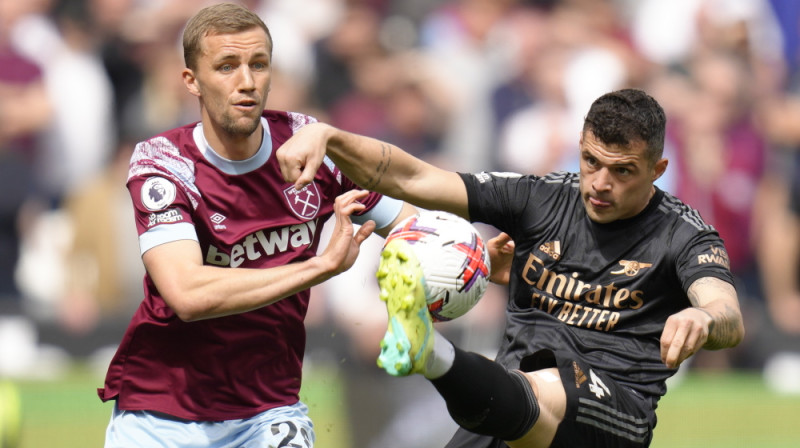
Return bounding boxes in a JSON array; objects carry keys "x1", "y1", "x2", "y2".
[{"x1": 203, "y1": 120, "x2": 263, "y2": 161}]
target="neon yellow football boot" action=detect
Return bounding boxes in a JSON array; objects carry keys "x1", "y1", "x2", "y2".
[{"x1": 376, "y1": 239, "x2": 434, "y2": 376}]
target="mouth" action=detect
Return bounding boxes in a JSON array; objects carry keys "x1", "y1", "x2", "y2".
[
  {"x1": 233, "y1": 98, "x2": 260, "y2": 111},
  {"x1": 588, "y1": 195, "x2": 612, "y2": 209}
]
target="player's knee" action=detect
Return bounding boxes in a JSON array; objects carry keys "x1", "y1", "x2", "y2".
[{"x1": 448, "y1": 370, "x2": 540, "y2": 441}]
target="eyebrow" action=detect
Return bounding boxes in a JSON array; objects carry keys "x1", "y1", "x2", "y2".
[
  {"x1": 581, "y1": 150, "x2": 639, "y2": 168},
  {"x1": 213, "y1": 49, "x2": 270, "y2": 63}
]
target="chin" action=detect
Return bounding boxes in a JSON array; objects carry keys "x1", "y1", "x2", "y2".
[
  {"x1": 586, "y1": 208, "x2": 615, "y2": 224},
  {"x1": 224, "y1": 118, "x2": 261, "y2": 137}
]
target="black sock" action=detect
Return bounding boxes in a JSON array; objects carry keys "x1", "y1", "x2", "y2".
[{"x1": 430, "y1": 346, "x2": 540, "y2": 440}]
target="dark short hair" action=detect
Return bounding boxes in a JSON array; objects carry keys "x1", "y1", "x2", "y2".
[
  {"x1": 582, "y1": 89, "x2": 666, "y2": 164},
  {"x1": 182, "y1": 3, "x2": 273, "y2": 70}
]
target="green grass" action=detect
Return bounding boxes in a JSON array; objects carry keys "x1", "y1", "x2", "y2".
[
  {"x1": 652, "y1": 372, "x2": 800, "y2": 448},
  {"x1": 14, "y1": 367, "x2": 111, "y2": 448},
  {"x1": 7, "y1": 367, "x2": 800, "y2": 448},
  {"x1": 11, "y1": 364, "x2": 352, "y2": 448}
]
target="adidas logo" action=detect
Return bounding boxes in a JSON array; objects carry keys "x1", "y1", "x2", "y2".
[
  {"x1": 539, "y1": 241, "x2": 561, "y2": 260},
  {"x1": 573, "y1": 361, "x2": 587, "y2": 388}
]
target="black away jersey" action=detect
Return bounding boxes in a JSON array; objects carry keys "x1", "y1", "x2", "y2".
[{"x1": 461, "y1": 171, "x2": 734, "y2": 400}]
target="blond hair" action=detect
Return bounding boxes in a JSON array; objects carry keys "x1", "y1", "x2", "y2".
[{"x1": 182, "y1": 3, "x2": 272, "y2": 70}]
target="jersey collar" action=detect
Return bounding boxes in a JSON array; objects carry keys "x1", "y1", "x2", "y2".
[{"x1": 193, "y1": 116, "x2": 273, "y2": 175}]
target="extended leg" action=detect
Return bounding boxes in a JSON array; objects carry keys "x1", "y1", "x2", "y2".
[{"x1": 431, "y1": 346, "x2": 540, "y2": 441}]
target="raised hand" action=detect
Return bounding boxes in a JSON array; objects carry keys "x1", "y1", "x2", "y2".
[
  {"x1": 319, "y1": 189, "x2": 377, "y2": 277},
  {"x1": 660, "y1": 307, "x2": 712, "y2": 368},
  {"x1": 277, "y1": 122, "x2": 332, "y2": 191},
  {"x1": 487, "y1": 232, "x2": 515, "y2": 285}
]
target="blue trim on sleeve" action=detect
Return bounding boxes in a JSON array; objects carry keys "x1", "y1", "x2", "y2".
[
  {"x1": 354, "y1": 196, "x2": 403, "y2": 230},
  {"x1": 139, "y1": 222, "x2": 199, "y2": 254}
]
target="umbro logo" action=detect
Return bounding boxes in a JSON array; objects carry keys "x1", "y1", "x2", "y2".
[
  {"x1": 539, "y1": 241, "x2": 561, "y2": 260},
  {"x1": 210, "y1": 212, "x2": 227, "y2": 231},
  {"x1": 610, "y1": 260, "x2": 652, "y2": 277}
]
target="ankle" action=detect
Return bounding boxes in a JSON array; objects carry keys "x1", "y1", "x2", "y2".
[{"x1": 423, "y1": 331, "x2": 455, "y2": 379}]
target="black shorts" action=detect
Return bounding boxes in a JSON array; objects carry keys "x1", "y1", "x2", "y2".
[{"x1": 443, "y1": 350, "x2": 657, "y2": 448}]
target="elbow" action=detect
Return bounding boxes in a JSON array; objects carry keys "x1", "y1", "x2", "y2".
[
  {"x1": 172, "y1": 294, "x2": 217, "y2": 322},
  {"x1": 165, "y1": 295, "x2": 203, "y2": 322},
  {"x1": 174, "y1": 306, "x2": 204, "y2": 323},
  {"x1": 159, "y1": 285, "x2": 209, "y2": 322}
]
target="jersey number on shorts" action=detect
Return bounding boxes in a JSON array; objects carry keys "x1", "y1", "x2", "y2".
[{"x1": 270, "y1": 421, "x2": 311, "y2": 448}]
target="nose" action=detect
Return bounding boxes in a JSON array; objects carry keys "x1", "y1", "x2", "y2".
[
  {"x1": 238, "y1": 66, "x2": 256, "y2": 90},
  {"x1": 592, "y1": 168, "x2": 612, "y2": 192}
]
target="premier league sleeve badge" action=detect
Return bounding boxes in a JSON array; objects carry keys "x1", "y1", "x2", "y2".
[{"x1": 141, "y1": 176, "x2": 178, "y2": 211}]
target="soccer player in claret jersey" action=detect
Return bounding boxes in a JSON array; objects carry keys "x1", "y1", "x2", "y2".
[
  {"x1": 277, "y1": 88, "x2": 745, "y2": 448},
  {"x1": 97, "y1": 3, "x2": 418, "y2": 447}
]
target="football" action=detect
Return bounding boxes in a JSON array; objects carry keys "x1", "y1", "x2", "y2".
[{"x1": 381, "y1": 210, "x2": 491, "y2": 322}]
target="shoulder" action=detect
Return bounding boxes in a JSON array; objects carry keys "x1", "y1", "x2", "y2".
[
  {"x1": 465, "y1": 171, "x2": 577, "y2": 188},
  {"x1": 462, "y1": 171, "x2": 580, "y2": 215},
  {"x1": 263, "y1": 110, "x2": 318, "y2": 136},
  {"x1": 128, "y1": 124, "x2": 198, "y2": 191},
  {"x1": 542, "y1": 171, "x2": 580, "y2": 185},
  {"x1": 462, "y1": 171, "x2": 580, "y2": 230},
  {"x1": 652, "y1": 190, "x2": 730, "y2": 270},
  {"x1": 654, "y1": 190, "x2": 716, "y2": 233}
]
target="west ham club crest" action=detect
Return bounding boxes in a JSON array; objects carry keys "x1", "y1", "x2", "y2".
[{"x1": 283, "y1": 183, "x2": 321, "y2": 220}]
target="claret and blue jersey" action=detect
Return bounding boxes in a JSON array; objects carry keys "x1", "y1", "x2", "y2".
[{"x1": 98, "y1": 110, "x2": 401, "y2": 421}]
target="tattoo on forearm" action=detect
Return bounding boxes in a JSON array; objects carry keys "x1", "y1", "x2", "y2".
[
  {"x1": 695, "y1": 307, "x2": 716, "y2": 335},
  {"x1": 704, "y1": 303, "x2": 742, "y2": 350},
  {"x1": 689, "y1": 277, "x2": 743, "y2": 350},
  {"x1": 363, "y1": 143, "x2": 391, "y2": 190}
]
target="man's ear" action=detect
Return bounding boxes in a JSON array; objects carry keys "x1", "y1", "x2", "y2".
[
  {"x1": 183, "y1": 68, "x2": 201, "y2": 97},
  {"x1": 652, "y1": 158, "x2": 668, "y2": 182}
]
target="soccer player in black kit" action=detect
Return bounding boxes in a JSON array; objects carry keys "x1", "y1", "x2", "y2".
[{"x1": 278, "y1": 88, "x2": 745, "y2": 448}]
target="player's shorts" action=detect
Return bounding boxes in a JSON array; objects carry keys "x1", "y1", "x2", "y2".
[
  {"x1": 104, "y1": 400, "x2": 315, "y2": 448},
  {"x1": 443, "y1": 349, "x2": 656, "y2": 448},
  {"x1": 547, "y1": 350, "x2": 656, "y2": 447}
]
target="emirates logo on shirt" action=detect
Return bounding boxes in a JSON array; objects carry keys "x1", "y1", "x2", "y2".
[{"x1": 283, "y1": 183, "x2": 321, "y2": 220}]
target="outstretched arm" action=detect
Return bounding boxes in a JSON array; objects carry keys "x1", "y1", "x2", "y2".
[
  {"x1": 278, "y1": 122, "x2": 470, "y2": 218},
  {"x1": 660, "y1": 277, "x2": 744, "y2": 368},
  {"x1": 143, "y1": 190, "x2": 375, "y2": 321}
]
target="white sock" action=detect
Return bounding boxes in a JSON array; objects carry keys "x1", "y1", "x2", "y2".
[{"x1": 423, "y1": 331, "x2": 455, "y2": 379}]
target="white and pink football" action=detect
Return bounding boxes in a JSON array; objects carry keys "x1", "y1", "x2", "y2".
[{"x1": 382, "y1": 210, "x2": 491, "y2": 322}]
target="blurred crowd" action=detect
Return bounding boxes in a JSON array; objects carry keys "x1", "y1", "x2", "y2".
[{"x1": 1, "y1": 0, "x2": 799, "y2": 445}]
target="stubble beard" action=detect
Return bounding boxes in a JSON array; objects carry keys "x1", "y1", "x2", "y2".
[{"x1": 220, "y1": 111, "x2": 261, "y2": 137}]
